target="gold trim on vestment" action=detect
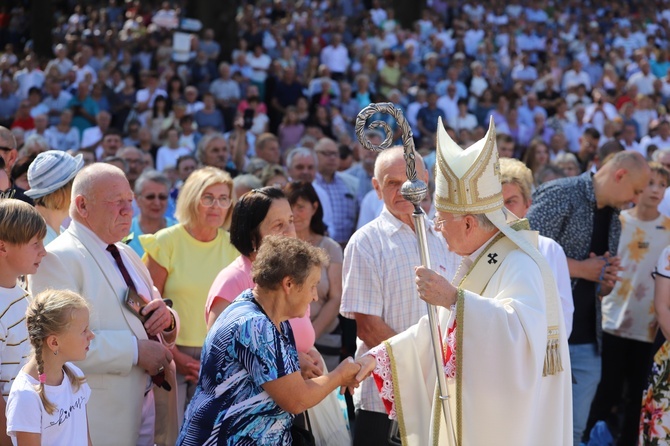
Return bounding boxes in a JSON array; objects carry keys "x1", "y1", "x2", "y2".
[
  {"x1": 453, "y1": 232, "x2": 508, "y2": 446},
  {"x1": 384, "y1": 340, "x2": 408, "y2": 446},
  {"x1": 455, "y1": 287, "x2": 465, "y2": 446},
  {"x1": 432, "y1": 386, "x2": 441, "y2": 446}
]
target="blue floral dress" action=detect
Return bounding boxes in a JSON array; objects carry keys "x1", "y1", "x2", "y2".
[{"x1": 176, "y1": 289, "x2": 300, "y2": 446}]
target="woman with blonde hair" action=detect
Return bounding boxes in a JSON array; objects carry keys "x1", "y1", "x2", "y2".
[
  {"x1": 25, "y1": 150, "x2": 84, "y2": 245},
  {"x1": 141, "y1": 166, "x2": 238, "y2": 424}
]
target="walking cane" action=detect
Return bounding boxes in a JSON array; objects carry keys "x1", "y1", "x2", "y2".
[{"x1": 355, "y1": 103, "x2": 457, "y2": 445}]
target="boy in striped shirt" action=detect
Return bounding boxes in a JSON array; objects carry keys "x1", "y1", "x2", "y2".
[{"x1": 0, "y1": 199, "x2": 47, "y2": 445}]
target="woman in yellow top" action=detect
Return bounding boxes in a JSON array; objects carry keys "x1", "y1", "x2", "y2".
[{"x1": 140, "y1": 166, "x2": 238, "y2": 425}]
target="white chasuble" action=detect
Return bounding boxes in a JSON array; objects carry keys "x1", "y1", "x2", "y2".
[{"x1": 369, "y1": 236, "x2": 572, "y2": 446}]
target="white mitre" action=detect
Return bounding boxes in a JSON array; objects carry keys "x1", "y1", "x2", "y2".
[{"x1": 434, "y1": 116, "x2": 564, "y2": 376}]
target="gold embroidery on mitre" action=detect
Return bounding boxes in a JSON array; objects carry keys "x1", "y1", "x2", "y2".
[{"x1": 435, "y1": 117, "x2": 503, "y2": 214}]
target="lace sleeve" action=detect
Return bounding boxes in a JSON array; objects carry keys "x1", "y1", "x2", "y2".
[{"x1": 368, "y1": 345, "x2": 397, "y2": 419}]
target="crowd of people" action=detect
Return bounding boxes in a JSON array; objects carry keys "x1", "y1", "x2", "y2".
[{"x1": 2, "y1": 0, "x2": 670, "y2": 444}]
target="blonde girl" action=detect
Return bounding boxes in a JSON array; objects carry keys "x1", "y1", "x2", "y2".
[{"x1": 6, "y1": 289, "x2": 94, "y2": 446}]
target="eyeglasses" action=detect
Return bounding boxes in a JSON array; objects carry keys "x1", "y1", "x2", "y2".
[
  {"x1": 316, "y1": 150, "x2": 338, "y2": 158},
  {"x1": 433, "y1": 216, "x2": 447, "y2": 231},
  {"x1": 142, "y1": 194, "x2": 168, "y2": 201},
  {"x1": 0, "y1": 146, "x2": 15, "y2": 152},
  {"x1": 125, "y1": 159, "x2": 145, "y2": 166},
  {"x1": 200, "y1": 194, "x2": 231, "y2": 208}
]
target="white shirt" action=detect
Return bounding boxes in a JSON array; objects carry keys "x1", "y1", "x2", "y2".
[
  {"x1": 449, "y1": 113, "x2": 479, "y2": 133},
  {"x1": 356, "y1": 189, "x2": 384, "y2": 230},
  {"x1": 74, "y1": 65, "x2": 97, "y2": 87},
  {"x1": 185, "y1": 101, "x2": 204, "y2": 115},
  {"x1": 620, "y1": 139, "x2": 644, "y2": 156},
  {"x1": 80, "y1": 126, "x2": 103, "y2": 156},
  {"x1": 7, "y1": 364, "x2": 91, "y2": 445},
  {"x1": 627, "y1": 71, "x2": 657, "y2": 96},
  {"x1": 320, "y1": 44, "x2": 350, "y2": 73},
  {"x1": 561, "y1": 69, "x2": 591, "y2": 92},
  {"x1": 246, "y1": 53, "x2": 272, "y2": 83},
  {"x1": 538, "y1": 236, "x2": 574, "y2": 337},
  {"x1": 437, "y1": 94, "x2": 458, "y2": 121},
  {"x1": 643, "y1": 135, "x2": 670, "y2": 152},
  {"x1": 659, "y1": 188, "x2": 670, "y2": 217},
  {"x1": 341, "y1": 208, "x2": 460, "y2": 412},
  {"x1": 0, "y1": 285, "x2": 30, "y2": 400},
  {"x1": 45, "y1": 58, "x2": 74, "y2": 78},
  {"x1": 41, "y1": 91, "x2": 73, "y2": 125},
  {"x1": 13, "y1": 69, "x2": 45, "y2": 100},
  {"x1": 136, "y1": 88, "x2": 167, "y2": 108},
  {"x1": 46, "y1": 126, "x2": 80, "y2": 152},
  {"x1": 155, "y1": 146, "x2": 192, "y2": 172}
]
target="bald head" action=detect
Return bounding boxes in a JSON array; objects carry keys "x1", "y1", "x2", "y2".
[
  {"x1": 373, "y1": 146, "x2": 426, "y2": 181},
  {"x1": 71, "y1": 163, "x2": 134, "y2": 243},
  {"x1": 595, "y1": 150, "x2": 650, "y2": 209},
  {"x1": 372, "y1": 146, "x2": 428, "y2": 224},
  {"x1": 72, "y1": 163, "x2": 128, "y2": 206},
  {"x1": 603, "y1": 150, "x2": 649, "y2": 172}
]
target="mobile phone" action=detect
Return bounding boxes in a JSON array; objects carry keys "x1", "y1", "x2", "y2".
[
  {"x1": 243, "y1": 108, "x2": 254, "y2": 130},
  {"x1": 124, "y1": 287, "x2": 146, "y2": 322}
]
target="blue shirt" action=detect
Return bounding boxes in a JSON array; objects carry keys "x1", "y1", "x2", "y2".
[
  {"x1": 125, "y1": 216, "x2": 177, "y2": 258},
  {"x1": 417, "y1": 106, "x2": 446, "y2": 134},
  {"x1": 177, "y1": 290, "x2": 300, "y2": 446}
]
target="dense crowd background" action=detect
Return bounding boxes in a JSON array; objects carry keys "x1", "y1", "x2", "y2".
[
  {"x1": 3, "y1": 0, "x2": 670, "y2": 185},
  {"x1": 4, "y1": 0, "x2": 670, "y2": 445}
]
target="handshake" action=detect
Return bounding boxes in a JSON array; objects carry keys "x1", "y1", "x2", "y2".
[{"x1": 336, "y1": 355, "x2": 377, "y2": 396}]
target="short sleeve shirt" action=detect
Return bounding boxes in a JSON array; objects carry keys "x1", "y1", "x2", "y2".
[{"x1": 177, "y1": 290, "x2": 300, "y2": 446}]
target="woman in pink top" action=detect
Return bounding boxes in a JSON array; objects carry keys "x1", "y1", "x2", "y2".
[{"x1": 205, "y1": 187, "x2": 319, "y2": 374}]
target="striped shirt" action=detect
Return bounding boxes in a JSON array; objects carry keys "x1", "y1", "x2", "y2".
[
  {"x1": 340, "y1": 208, "x2": 461, "y2": 412},
  {"x1": 0, "y1": 285, "x2": 31, "y2": 399}
]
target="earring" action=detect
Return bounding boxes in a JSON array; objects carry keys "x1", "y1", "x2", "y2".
[{"x1": 54, "y1": 350, "x2": 58, "y2": 356}]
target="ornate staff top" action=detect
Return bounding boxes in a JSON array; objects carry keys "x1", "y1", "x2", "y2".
[{"x1": 355, "y1": 102, "x2": 427, "y2": 206}]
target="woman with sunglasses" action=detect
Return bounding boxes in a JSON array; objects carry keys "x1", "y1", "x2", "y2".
[
  {"x1": 141, "y1": 166, "x2": 238, "y2": 428},
  {"x1": 127, "y1": 169, "x2": 177, "y2": 258}
]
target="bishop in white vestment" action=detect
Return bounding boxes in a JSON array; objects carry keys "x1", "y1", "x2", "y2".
[{"x1": 357, "y1": 117, "x2": 573, "y2": 446}]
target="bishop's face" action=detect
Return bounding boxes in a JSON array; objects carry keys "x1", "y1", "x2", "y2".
[{"x1": 434, "y1": 212, "x2": 470, "y2": 256}]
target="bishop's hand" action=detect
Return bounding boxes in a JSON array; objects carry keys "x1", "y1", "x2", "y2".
[{"x1": 415, "y1": 266, "x2": 457, "y2": 308}]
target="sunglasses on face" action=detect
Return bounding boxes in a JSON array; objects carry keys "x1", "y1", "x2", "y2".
[{"x1": 142, "y1": 194, "x2": 169, "y2": 201}]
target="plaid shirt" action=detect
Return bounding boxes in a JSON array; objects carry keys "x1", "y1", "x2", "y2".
[
  {"x1": 340, "y1": 208, "x2": 461, "y2": 412},
  {"x1": 315, "y1": 172, "x2": 359, "y2": 244}
]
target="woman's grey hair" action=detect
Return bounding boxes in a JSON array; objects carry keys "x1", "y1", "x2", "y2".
[
  {"x1": 652, "y1": 148, "x2": 670, "y2": 163},
  {"x1": 22, "y1": 134, "x2": 50, "y2": 154},
  {"x1": 554, "y1": 152, "x2": 579, "y2": 166},
  {"x1": 298, "y1": 135, "x2": 318, "y2": 149},
  {"x1": 286, "y1": 146, "x2": 318, "y2": 168},
  {"x1": 233, "y1": 173, "x2": 263, "y2": 191},
  {"x1": 196, "y1": 132, "x2": 226, "y2": 163},
  {"x1": 134, "y1": 169, "x2": 172, "y2": 195}
]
